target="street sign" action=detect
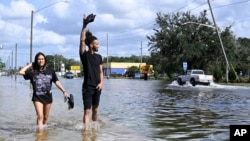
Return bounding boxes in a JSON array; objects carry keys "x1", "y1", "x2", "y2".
[
  {"x1": 70, "y1": 65, "x2": 80, "y2": 70},
  {"x1": 183, "y1": 62, "x2": 187, "y2": 71}
]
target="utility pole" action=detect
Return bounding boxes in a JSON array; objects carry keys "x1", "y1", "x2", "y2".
[
  {"x1": 140, "y1": 41, "x2": 142, "y2": 63},
  {"x1": 207, "y1": 0, "x2": 229, "y2": 83},
  {"x1": 30, "y1": 10, "x2": 34, "y2": 63},
  {"x1": 54, "y1": 55, "x2": 55, "y2": 70},
  {"x1": 107, "y1": 33, "x2": 109, "y2": 78},
  {"x1": 11, "y1": 50, "x2": 13, "y2": 78},
  {"x1": 30, "y1": 1, "x2": 69, "y2": 63},
  {"x1": 60, "y1": 53, "x2": 63, "y2": 76},
  {"x1": 15, "y1": 43, "x2": 17, "y2": 81},
  {"x1": 8, "y1": 55, "x2": 10, "y2": 71}
]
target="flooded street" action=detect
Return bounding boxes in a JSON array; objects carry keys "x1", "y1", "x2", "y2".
[{"x1": 0, "y1": 75, "x2": 250, "y2": 141}]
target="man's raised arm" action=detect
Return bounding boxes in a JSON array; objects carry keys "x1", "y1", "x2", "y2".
[
  {"x1": 79, "y1": 15, "x2": 87, "y2": 55},
  {"x1": 79, "y1": 28, "x2": 86, "y2": 55}
]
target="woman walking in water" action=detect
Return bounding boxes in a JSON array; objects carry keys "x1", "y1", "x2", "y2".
[{"x1": 19, "y1": 52, "x2": 68, "y2": 128}]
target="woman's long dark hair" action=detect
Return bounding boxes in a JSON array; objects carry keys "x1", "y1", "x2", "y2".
[{"x1": 32, "y1": 52, "x2": 47, "y2": 73}]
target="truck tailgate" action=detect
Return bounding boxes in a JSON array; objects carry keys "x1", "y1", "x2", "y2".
[{"x1": 199, "y1": 75, "x2": 213, "y2": 82}]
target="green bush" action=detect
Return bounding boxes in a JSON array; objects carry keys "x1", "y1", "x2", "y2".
[
  {"x1": 229, "y1": 69, "x2": 237, "y2": 81},
  {"x1": 154, "y1": 71, "x2": 159, "y2": 79},
  {"x1": 213, "y1": 67, "x2": 222, "y2": 81},
  {"x1": 126, "y1": 66, "x2": 139, "y2": 77}
]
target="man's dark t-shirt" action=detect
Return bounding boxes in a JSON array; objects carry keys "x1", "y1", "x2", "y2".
[
  {"x1": 23, "y1": 68, "x2": 58, "y2": 104},
  {"x1": 80, "y1": 51, "x2": 102, "y2": 88}
]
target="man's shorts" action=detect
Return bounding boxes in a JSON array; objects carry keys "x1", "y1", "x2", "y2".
[{"x1": 82, "y1": 86, "x2": 101, "y2": 110}]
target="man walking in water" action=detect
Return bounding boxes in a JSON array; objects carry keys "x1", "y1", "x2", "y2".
[{"x1": 79, "y1": 14, "x2": 103, "y2": 130}]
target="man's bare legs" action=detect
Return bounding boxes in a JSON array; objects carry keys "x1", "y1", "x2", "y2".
[
  {"x1": 83, "y1": 105, "x2": 98, "y2": 130},
  {"x1": 83, "y1": 109, "x2": 91, "y2": 130},
  {"x1": 92, "y1": 105, "x2": 98, "y2": 121}
]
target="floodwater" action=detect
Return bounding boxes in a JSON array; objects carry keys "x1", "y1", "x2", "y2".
[{"x1": 0, "y1": 75, "x2": 250, "y2": 141}]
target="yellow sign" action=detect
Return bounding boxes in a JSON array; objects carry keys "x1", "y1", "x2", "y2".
[
  {"x1": 70, "y1": 65, "x2": 80, "y2": 70},
  {"x1": 140, "y1": 65, "x2": 153, "y2": 74}
]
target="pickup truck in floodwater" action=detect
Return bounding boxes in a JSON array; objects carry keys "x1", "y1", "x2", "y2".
[{"x1": 177, "y1": 69, "x2": 213, "y2": 86}]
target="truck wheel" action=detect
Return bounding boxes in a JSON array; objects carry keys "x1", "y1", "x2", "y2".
[
  {"x1": 177, "y1": 78, "x2": 183, "y2": 85},
  {"x1": 190, "y1": 78, "x2": 196, "y2": 86}
]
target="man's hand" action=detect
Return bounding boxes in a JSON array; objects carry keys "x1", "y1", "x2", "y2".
[
  {"x1": 83, "y1": 13, "x2": 96, "y2": 29},
  {"x1": 96, "y1": 83, "x2": 103, "y2": 91}
]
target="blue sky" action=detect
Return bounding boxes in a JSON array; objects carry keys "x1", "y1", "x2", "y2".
[{"x1": 0, "y1": 0, "x2": 250, "y2": 68}]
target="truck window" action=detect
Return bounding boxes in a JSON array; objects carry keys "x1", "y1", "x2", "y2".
[{"x1": 193, "y1": 71, "x2": 204, "y2": 74}]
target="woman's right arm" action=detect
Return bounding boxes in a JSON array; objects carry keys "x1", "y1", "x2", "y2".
[{"x1": 19, "y1": 63, "x2": 32, "y2": 75}]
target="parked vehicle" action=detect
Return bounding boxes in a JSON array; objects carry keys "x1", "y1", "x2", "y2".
[
  {"x1": 64, "y1": 72, "x2": 74, "y2": 79},
  {"x1": 177, "y1": 69, "x2": 213, "y2": 86}
]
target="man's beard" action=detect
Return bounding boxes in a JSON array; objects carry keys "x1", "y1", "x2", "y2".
[{"x1": 93, "y1": 47, "x2": 98, "y2": 52}]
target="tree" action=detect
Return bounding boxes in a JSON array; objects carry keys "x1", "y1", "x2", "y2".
[
  {"x1": 147, "y1": 11, "x2": 237, "y2": 78},
  {"x1": 46, "y1": 54, "x2": 81, "y2": 72},
  {"x1": 125, "y1": 66, "x2": 139, "y2": 77},
  {"x1": 147, "y1": 52, "x2": 163, "y2": 74},
  {"x1": 235, "y1": 38, "x2": 250, "y2": 75},
  {"x1": 213, "y1": 67, "x2": 223, "y2": 81},
  {"x1": 0, "y1": 58, "x2": 4, "y2": 71},
  {"x1": 104, "y1": 55, "x2": 142, "y2": 63}
]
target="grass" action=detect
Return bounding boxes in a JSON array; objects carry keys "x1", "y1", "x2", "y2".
[{"x1": 218, "y1": 82, "x2": 250, "y2": 86}]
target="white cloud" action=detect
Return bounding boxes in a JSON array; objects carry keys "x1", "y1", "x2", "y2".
[
  {"x1": 5, "y1": 0, "x2": 33, "y2": 17},
  {"x1": 0, "y1": 20, "x2": 28, "y2": 44},
  {"x1": 33, "y1": 29, "x2": 66, "y2": 45},
  {"x1": 33, "y1": 14, "x2": 48, "y2": 24},
  {"x1": 53, "y1": 1, "x2": 70, "y2": 18},
  {"x1": 1, "y1": 0, "x2": 250, "y2": 67}
]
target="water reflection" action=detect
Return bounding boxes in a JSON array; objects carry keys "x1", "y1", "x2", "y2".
[
  {"x1": 149, "y1": 89, "x2": 219, "y2": 140},
  {"x1": 82, "y1": 129, "x2": 98, "y2": 141},
  {"x1": 35, "y1": 128, "x2": 49, "y2": 141},
  {"x1": 149, "y1": 84, "x2": 250, "y2": 141}
]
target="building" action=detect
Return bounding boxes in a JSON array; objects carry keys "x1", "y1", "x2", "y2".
[{"x1": 102, "y1": 62, "x2": 146, "y2": 76}]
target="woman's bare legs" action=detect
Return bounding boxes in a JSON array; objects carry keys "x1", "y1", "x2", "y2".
[{"x1": 34, "y1": 101, "x2": 52, "y2": 127}]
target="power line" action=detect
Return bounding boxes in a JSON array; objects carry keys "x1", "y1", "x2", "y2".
[
  {"x1": 207, "y1": 0, "x2": 250, "y2": 24},
  {"x1": 189, "y1": 1, "x2": 208, "y2": 12},
  {"x1": 174, "y1": 0, "x2": 199, "y2": 12},
  {"x1": 100, "y1": 0, "x2": 250, "y2": 42},
  {"x1": 212, "y1": 0, "x2": 250, "y2": 9},
  {"x1": 106, "y1": 0, "x2": 202, "y2": 41},
  {"x1": 37, "y1": 0, "x2": 47, "y2": 11}
]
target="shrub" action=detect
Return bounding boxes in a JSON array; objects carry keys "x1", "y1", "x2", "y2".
[
  {"x1": 229, "y1": 69, "x2": 237, "y2": 82},
  {"x1": 213, "y1": 67, "x2": 222, "y2": 81},
  {"x1": 154, "y1": 71, "x2": 159, "y2": 79}
]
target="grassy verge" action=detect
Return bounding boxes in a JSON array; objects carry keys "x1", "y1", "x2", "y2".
[{"x1": 218, "y1": 82, "x2": 250, "y2": 86}]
